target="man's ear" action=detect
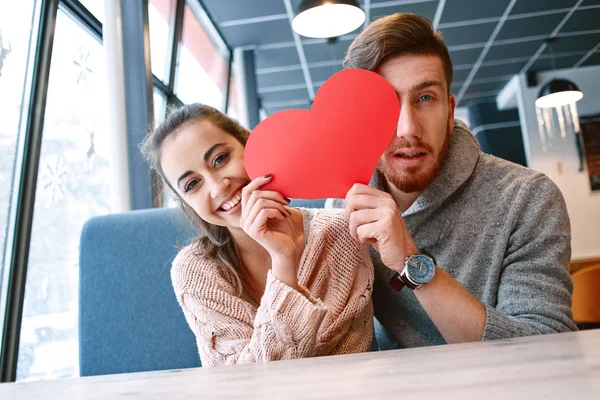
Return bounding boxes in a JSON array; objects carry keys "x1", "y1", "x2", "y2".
[{"x1": 448, "y1": 93, "x2": 456, "y2": 130}]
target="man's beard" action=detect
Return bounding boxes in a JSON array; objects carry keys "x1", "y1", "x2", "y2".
[{"x1": 377, "y1": 127, "x2": 451, "y2": 193}]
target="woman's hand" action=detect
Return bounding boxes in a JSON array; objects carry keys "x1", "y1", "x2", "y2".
[{"x1": 240, "y1": 175, "x2": 299, "y2": 288}]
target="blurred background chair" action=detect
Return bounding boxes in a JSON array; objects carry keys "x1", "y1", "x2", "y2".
[
  {"x1": 79, "y1": 207, "x2": 200, "y2": 376},
  {"x1": 571, "y1": 262, "x2": 600, "y2": 330}
]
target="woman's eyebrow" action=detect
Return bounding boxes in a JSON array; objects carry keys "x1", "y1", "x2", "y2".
[
  {"x1": 204, "y1": 143, "x2": 226, "y2": 162},
  {"x1": 177, "y1": 170, "x2": 194, "y2": 188}
]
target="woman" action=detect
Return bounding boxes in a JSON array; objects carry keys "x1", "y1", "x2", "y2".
[{"x1": 141, "y1": 103, "x2": 373, "y2": 366}]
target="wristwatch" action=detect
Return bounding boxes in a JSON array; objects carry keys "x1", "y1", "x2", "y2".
[{"x1": 389, "y1": 249, "x2": 437, "y2": 291}]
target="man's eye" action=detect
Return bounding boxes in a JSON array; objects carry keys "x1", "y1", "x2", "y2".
[
  {"x1": 419, "y1": 94, "x2": 432, "y2": 102},
  {"x1": 213, "y1": 152, "x2": 229, "y2": 167}
]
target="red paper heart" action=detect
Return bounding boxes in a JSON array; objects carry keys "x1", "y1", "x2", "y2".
[{"x1": 244, "y1": 69, "x2": 399, "y2": 199}]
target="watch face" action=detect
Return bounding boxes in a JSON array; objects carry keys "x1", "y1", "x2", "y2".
[{"x1": 406, "y1": 255, "x2": 435, "y2": 284}]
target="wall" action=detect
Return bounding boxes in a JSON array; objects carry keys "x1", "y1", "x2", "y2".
[
  {"x1": 468, "y1": 100, "x2": 527, "y2": 167},
  {"x1": 454, "y1": 106, "x2": 470, "y2": 128},
  {"x1": 512, "y1": 65, "x2": 600, "y2": 261}
]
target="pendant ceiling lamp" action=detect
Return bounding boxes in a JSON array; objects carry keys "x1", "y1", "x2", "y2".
[
  {"x1": 292, "y1": 0, "x2": 365, "y2": 39},
  {"x1": 535, "y1": 79, "x2": 583, "y2": 109},
  {"x1": 534, "y1": 38, "x2": 584, "y2": 151}
]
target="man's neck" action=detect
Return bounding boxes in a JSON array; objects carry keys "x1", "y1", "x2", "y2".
[{"x1": 383, "y1": 177, "x2": 423, "y2": 213}]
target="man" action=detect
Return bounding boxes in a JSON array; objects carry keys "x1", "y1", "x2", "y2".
[{"x1": 327, "y1": 13, "x2": 577, "y2": 348}]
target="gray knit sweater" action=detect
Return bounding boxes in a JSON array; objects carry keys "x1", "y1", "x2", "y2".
[{"x1": 327, "y1": 120, "x2": 578, "y2": 349}]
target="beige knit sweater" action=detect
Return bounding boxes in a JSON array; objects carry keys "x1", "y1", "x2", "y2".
[{"x1": 171, "y1": 208, "x2": 374, "y2": 366}]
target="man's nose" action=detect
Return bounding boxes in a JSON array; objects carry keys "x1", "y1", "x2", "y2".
[{"x1": 396, "y1": 106, "x2": 421, "y2": 139}]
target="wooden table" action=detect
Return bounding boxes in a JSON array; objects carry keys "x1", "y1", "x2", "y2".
[{"x1": 2, "y1": 329, "x2": 599, "y2": 399}]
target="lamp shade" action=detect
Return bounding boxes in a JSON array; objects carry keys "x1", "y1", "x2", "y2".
[
  {"x1": 292, "y1": 0, "x2": 365, "y2": 39},
  {"x1": 535, "y1": 79, "x2": 583, "y2": 109}
]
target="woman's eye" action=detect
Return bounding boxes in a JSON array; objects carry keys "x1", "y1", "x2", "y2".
[
  {"x1": 213, "y1": 152, "x2": 229, "y2": 167},
  {"x1": 184, "y1": 179, "x2": 200, "y2": 193},
  {"x1": 419, "y1": 94, "x2": 432, "y2": 102}
]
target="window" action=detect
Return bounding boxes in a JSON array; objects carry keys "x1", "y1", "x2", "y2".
[
  {"x1": 16, "y1": 9, "x2": 112, "y2": 381},
  {"x1": 78, "y1": 0, "x2": 104, "y2": 23},
  {"x1": 175, "y1": 3, "x2": 229, "y2": 109},
  {"x1": 0, "y1": 0, "x2": 37, "y2": 346},
  {"x1": 153, "y1": 87, "x2": 168, "y2": 128},
  {"x1": 148, "y1": 0, "x2": 177, "y2": 83}
]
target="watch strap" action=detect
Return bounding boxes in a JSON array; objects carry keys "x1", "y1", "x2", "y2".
[{"x1": 389, "y1": 272, "x2": 405, "y2": 291}]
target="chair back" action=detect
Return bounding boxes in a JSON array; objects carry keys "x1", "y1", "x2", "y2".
[
  {"x1": 571, "y1": 263, "x2": 600, "y2": 323},
  {"x1": 79, "y1": 207, "x2": 201, "y2": 376}
]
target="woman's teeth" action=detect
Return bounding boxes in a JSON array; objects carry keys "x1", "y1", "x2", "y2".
[{"x1": 221, "y1": 191, "x2": 242, "y2": 211}]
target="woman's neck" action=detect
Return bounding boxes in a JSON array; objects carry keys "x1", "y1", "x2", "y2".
[{"x1": 229, "y1": 227, "x2": 269, "y2": 260}]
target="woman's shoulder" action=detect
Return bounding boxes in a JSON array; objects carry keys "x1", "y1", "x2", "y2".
[
  {"x1": 303, "y1": 208, "x2": 349, "y2": 235},
  {"x1": 171, "y1": 241, "x2": 221, "y2": 294},
  {"x1": 300, "y1": 208, "x2": 364, "y2": 251}
]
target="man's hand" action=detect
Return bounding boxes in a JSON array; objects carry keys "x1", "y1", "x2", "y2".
[
  {"x1": 345, "y1": 184, "x2": 486, "y2": 344},
  {"x1": 344, "y1": 184, "x2": 418, "y2": 272}
]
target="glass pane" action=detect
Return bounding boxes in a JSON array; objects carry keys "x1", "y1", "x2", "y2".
[
  {"x1": 227, "y1": 71, "x2": 240, "y2": 122},
  {"x1": 78, "y1": 0, "x2": 104, "y2": 23},
  {"x1": 17, "y1": 9, "x2": 112, "y2": 381},
  {"x1": 152, "y1": 87, "x2": 175, "y2": 208},
  {"x1": 153, "y1": 87, "x2": 167, "y2": 128},
  {"x1": 148, "y1": 0, "x2": 176, "y2": 83},
  {"x1": 0, "y1": 0, "x2": 37, "y2": 340},
  {"x1": 175, "y1": 4, "x2": 229, "y2": 109}
]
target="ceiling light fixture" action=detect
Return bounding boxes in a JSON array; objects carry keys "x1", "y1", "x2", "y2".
[
  {"x1": 535, "y1": 38, "x2": 583, "y2": 109},
  {"x1": 535, "y1": 79, "x2": 583, "y2": 109},
  {"x1": 292, "y1": 0, "x2": 365, "y2": 39},
  {"x1": 533, "y1": 37, "x2": 585, "y2": 153}
]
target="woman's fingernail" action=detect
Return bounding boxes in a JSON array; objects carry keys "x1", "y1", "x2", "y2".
[
  {"x1": 264, "y1": 174, "x2": 272, "y2": 178},
  {"x1": 283, "y1": 196, "x2": 291, "y2": 203},
  {"x1": 286, "y1": 208, "x2": 292, "y2": 216}
]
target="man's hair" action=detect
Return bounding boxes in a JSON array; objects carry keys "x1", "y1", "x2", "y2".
[{"x1": 343, "y1": 13, "x2": 453, "y2": 93}]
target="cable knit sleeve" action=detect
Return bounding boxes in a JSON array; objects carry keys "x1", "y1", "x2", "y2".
[
  {"x1": 171, "y1": 247, "x2": 327, "y2": 366},
  {"x1": 482, "y1": 174, "x2": 578, "y2": 340},
  {"x1": 301, "y1": 210, "x2": 374, "y2": 355}
]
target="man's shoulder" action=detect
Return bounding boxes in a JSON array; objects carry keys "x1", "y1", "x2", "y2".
[
  {"x1": 477, "y1": 152, "x2": 537, "y2": 178},
  {"x1": 470, "y1": 153, "x2": 567, "y2": 219},
  {"x1": 475, "y1": 152, "x2": 556, "y2": 193}
]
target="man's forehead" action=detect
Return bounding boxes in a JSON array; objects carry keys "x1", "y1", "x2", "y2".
[
  {"x1": 378, "y1": 53, "x2": 444, "y2": 71},
  {"x1": 377, "y1": 55, "x2": 447, "y2": 93}
]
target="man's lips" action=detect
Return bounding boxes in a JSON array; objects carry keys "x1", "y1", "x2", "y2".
[
  {"x1": 387, "y1": 148, "x2": 430, "y2": 167},
  {"x1": 394, "y1": 147, "x2": 429, "y2": 156},
  {"x1": 393, "y1": 148, "x2": 429, "y2": 157}
]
